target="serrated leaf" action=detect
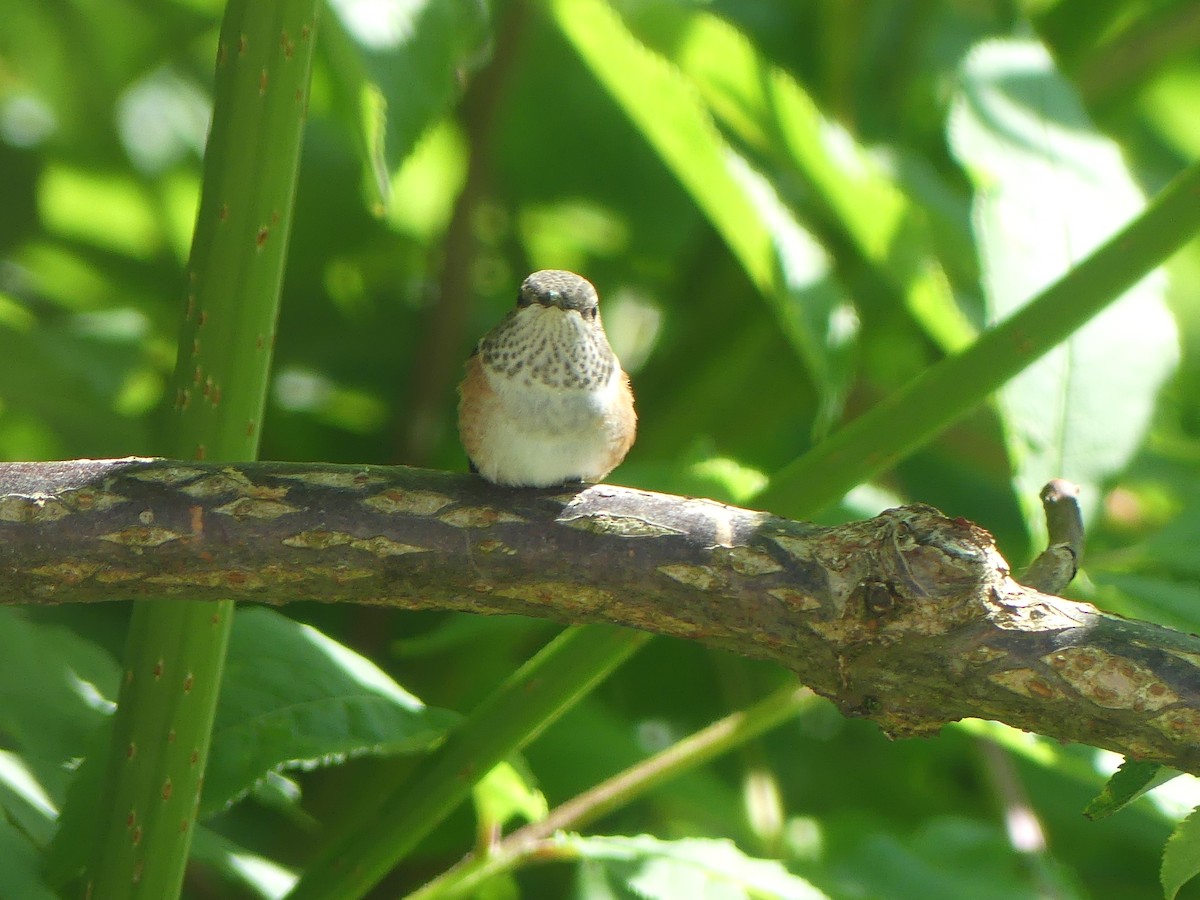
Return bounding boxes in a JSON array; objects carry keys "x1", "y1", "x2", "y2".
[
  {"x1": 949, "y1": 38, "x2": 1179, "y2": 526},
  {"x1": 48, "y1": 610, "x2": 460, "y2": 884},
  {"x1": 200, "y1": 608, "x2": 459, "y2": 816},
  {"x1": 1163, "y1": 805, "x2": 1200, "y2": 899},
  {"x1": 1086, "y1": 758, "x2": 1175, "y2": 820},
  {"x1": 563, "y1": 833, "x2": 829, "y2": 900},
  {"x1": 551, "y1": 0, "x2": 856, "y2": 434}
]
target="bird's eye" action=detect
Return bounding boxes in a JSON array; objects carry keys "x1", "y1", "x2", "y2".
[{"x1": 583, "y1": 307, "x2": 597, "y2": 320}]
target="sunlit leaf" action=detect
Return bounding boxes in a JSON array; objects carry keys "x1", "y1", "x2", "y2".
[
  {"x1": 201, "y1": 608, "x2": 460, "y2": 815},
  {"x1": 323, "y1": 0, "x2": 490, "y2": 212},
  {"x1": 949, "y1": 38, "x2": 1179, "y2": 526},
  {"x1": 1086, "y1": 758, "x2": 1174, "y2": 820},
  {"x1": 473, "y1": 759, "x2": 547, "y2": 833},
  {"x1": 189, "y1": 825, "x2": 298, "y2": 900},
  {"x1": 565, "y1": 833, "x2": 829, "y2": 900},
  {"x1": 1163, "y1": 805, "x2": 1200, "y2": 900},
  {"x1": 626, "y1": 6, "x2": 971, "y2": 352}
]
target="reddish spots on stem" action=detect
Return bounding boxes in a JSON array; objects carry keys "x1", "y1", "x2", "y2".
[
  {"x1": 132, "y1": 826, "x2": 142, "y2": 846},
  {"x1": 124, "y1": 669, "x2": 133, "y2": 686},
  {"x1": 193, "y1": 365, "x2": 203, "y2": 385},
  {"x1": 167, "y1": 729, "x2": 177, "y2": 743},
  {"x1": 191, "y1": 338, "x2": 199, "y2": 357},
  {"x1": 271, "y1": 210, "x2": 281, "y2": 225},
  {"x1": 246, "y1": 420, "x2": 257, "y2": 437},
  {"x1": 211, "y1": 612, "x2": 221, "y2": 626},
  {"x1": 259, "y1": 68, "x2": 269, "y2": 95},
  {"x1": 133, "y1": 859, "x2": 144, "y2": 884},
  {"x1": 126, "y1": 742, "x2": 136, "y2": 760},
  {"x1": 256, "y1": 334, "x2": 265, "y2": 349},
  {"x1": 218, "y1": 203, "x2": 229, "y2": 223},
  {"x1": 153, "y1": 659, "x2": 164, "y2": 680},
  {"x1": 195, "y1": 444, "x2": 207, "y2": 461},
  {"x1": 301, "y1": 24, "x2": 312, "y2": 40},
  {"x1": 162, "y1": 779, "x2": 172, "y2": 801},
  {"x1": 179, "y1": 819, "x2": 190, "y2": 834},
  {"x1": 126, "y1": 811, "x2": 136, "y2": 829},
  {"x1": 256, "y1": 226, "x2": 270, "y2": 248},
  {"x1": 190, "y1": 749, "x2": 200, "y2": 766},
  {"x1": 295, "y1": 88, "x2": 304, "y2": 105},
  {"x1": 202, "y1": 376, "x2": 213, "y2": 398},
  {"x1": 238, "y1": 35, "x2": 247, "y2": 55},
  {"x1": 211, "y1": 385, "x2": 221, "y2": 407},
  {"x1": 216, "y1": 43, "x2": 226, "y2": 66},
  {"x1": 183, "y1": 672, "x2": 194, "y2": 693},
  {"x1": 180, "y1": 389, "x2": 191, "y2": 411},
  {"x1": 185, "y1": 293, "x2": 195, "y2": 320},
  {"x1": 281, "y1": 30, "x2": 294, "y2": 58},
  {"x1": 198, "y1": 310, "x2": 208, "y2": 327}
]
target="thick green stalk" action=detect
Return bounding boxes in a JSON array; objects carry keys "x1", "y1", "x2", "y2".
[
  {"x1": 287, "y1": 626, "x2": 650, "y2": 900},
  {"x1": 85, "y1": 3, "x2": 319, "y2": 897},
  {"x1": 757, "y1": 160, "x2": 1200, "y2": 517}
]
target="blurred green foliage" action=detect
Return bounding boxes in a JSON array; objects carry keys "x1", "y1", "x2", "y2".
[{"x1": 3, "y1": 0, "x2": 1200, "y2": 897}]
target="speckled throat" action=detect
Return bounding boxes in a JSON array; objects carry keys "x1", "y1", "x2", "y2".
[{"x1": 480, "y1": 305, "x2": 616, "y2": 390}]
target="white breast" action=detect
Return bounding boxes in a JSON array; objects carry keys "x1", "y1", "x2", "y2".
[{"x1": 475, "y1": 364, "x2": 626, "y2": 486}]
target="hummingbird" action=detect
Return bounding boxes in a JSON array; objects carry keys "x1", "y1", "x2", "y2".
[{"x1": 458, "y1": 269, "x2": 637, "y2": 487}]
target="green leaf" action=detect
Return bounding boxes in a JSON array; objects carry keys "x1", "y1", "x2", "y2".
[
  {"x1": 551, "y1": 0, "x2": 856, "y2": 433},
  {"x1": 324, "y1": 0, "x2": 490, "y2": 211},
  {"x1": 1162, "y1": 805, "x2": 1200, "y2": 899},
  {"x1": 821, "y1": 815, "x2": 1084, "y2": 900},
  {"x1": 628, "y1": 6, "x2": 971, "y2": 354},
  {"x1": 200, "y1": 608, "x2": 459, "y2": 816},
  {"x1": 1086, "y1": 759, "x2": 1175, "y2": 820},
  {"x1": 564, "y1": 834, "x2": 829, "y2": 900},
  {"x1": 0, "y1": 749, "x2": 59, "y2": 850},
  {"x1": 189, "y1": 825, "x2": 297, "y2": 900},
  {"x1": 0, "y1": 608, "x2": 118, "y2": 768},
  {"x1": 0, "y1": 815, "x2": 57, "y2": 900},
  {"x1": 473, "y1": 759, "x2": 548, "y2": 834},
  {"x1": 950, "y1": 38, "x2": 1179, "y2": 525}
]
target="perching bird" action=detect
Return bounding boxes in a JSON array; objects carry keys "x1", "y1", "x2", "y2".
[{"x1": 457, "y1": 269, "x2": 636, "y2": 487}]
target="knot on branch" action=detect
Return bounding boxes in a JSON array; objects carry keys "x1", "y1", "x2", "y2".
[{"x1": 815, "y1": 504, "x2": 1006, "y2": 648}]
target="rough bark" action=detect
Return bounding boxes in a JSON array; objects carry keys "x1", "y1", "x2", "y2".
[{"x1": 2, "y1": 458, "x2": 1198, "y2": 774}]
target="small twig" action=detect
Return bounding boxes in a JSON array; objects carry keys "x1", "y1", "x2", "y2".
[{"x1": 1021, "y1": 479, "x2": 1084, "y2": 594}]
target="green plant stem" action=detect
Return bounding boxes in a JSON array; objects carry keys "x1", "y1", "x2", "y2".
[
  {"x1": 286, "y1": 625, "x2": 651, "y2": 900},
  {"x1": 84, "y1": 2, "x2": 319, "y2": 897},
  {"x1": 406, "y1": 682, "x2": 817, "y2": 900},
  {"x1": 757, "y1": 159, "x2": 1200, "y2": 517}
]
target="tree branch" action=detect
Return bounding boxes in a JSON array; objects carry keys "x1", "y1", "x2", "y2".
[{"x1": 3, "y1": 458, "x2": 1199, "y2": 774}]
